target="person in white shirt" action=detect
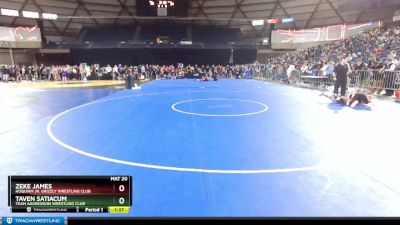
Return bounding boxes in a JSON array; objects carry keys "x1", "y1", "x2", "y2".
[
  {"x1": 301, "y1": 63, "x2": 308, "y2": 74},
  {"x1": 345, "y1": 59, "x2": 352, "y2": 87},
  {"x1": 84, "y1": 66, "x2": 91, "y2": 81},
  {"x1": 105, "y1": 65, "x2": 112, "y2": 73},
  {"x1": 105, "y1": 65, "x2": 112, "y2": 79},
  {"x1": 21, "y1": 66, "x2": 26, "y2": 80},
  {"x1": 320, "y1": 62, "x2": 328, "y2": 76},
  {"x1": 287, "y1": 64, "x2": 296, "y2": 83},
  {"x1": 112, "y1": 65, "x2": 119, "y2": 80},
  {"x1": 255, "y1": 65, "x2": 261, "y2": 79},
  {"x1": 72, "y1": 67, "x2": 77, "y2": 80},
  {"x1": 140, "y1": 65, "x2": 146, "y2": 77}
]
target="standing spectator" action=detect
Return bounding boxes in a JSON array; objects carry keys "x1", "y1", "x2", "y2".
[
  {"x1": 72, "y1": 66, "x2": 77, "y2": 80},
  {"x1": 112, "y1": 65, "x2": 119, "y2": 80},
  {"x1": 1, "y1": 65, "x2": 10, "y2": 83},
  {"x1": 9, "y1": 66, "x2": 16, "y2": 82},
  {"x1": 383, "y1": 58, "x2": 398, "y2": 96},
  {"x1": 287, "y1": 64, "x2": 296, "y2": 83},
  {"x1": 118, "y1": 64, "x2": 124, "y2": 78},
  {"x1": 15, "y1": 66, "x2": 20, "y2": 82},
  {"x1": 370, "y1": 59, "x2": 386, "y2": 95},
  {"x1": 61, "y1": 67, "x2": 67, "y2": 84},
  {"x1": 140, "y1": 65, "x2": 146, "y2": 78},
  {"x1": 105, "y1": 65, "x2": 112, "y2": 79},
  {"x1": 21, "y1": 66, "x2": 26, "y2": 80},
  {"x1": 325, "y1": 61, "x2": 335, "y2": 84},
  {"x1": 84, "y1": 66, "x2": 91, "y2": 81},
  {"x1": 353, "y1": 59, "x2": 368, "y2": 87}
]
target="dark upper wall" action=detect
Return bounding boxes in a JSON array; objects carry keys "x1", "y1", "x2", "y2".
[
  {"x1": 80, "y1": 24, "x2": 241, "y2": 45},
  {"x1": 69, "y1": 48, "x2": 233, "y2": 66}
]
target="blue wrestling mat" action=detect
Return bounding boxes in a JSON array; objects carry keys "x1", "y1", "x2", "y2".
[{"x1": 1, "y1": 79, "x2": 400, "y2": 216}]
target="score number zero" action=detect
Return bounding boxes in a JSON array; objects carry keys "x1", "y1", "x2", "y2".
[{"x1": 111, "y1": 177, "x2": 129, "y2": 205}]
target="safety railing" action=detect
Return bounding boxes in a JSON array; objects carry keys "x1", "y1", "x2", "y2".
[
  {"x1": 350, "y1": 70, "x2": 400, "y2": 91},
  {"x1": 256, "y1": 69, "x2": 400, "y2": 91}
]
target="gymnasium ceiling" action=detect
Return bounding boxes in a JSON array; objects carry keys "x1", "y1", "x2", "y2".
[{"x1": 0, "y1": 0, "x2": 399, "y2": 38}]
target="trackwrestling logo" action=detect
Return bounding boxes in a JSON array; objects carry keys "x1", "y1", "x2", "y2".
[{"x1": 2, "y1": 217, "x2": 64, "y2": 225}]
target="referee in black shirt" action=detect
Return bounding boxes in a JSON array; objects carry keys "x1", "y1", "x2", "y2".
[{"x1": 333, "y1": 58, "x2": 349, "y2": 97}]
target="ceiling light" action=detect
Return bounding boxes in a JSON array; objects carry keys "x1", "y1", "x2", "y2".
[
  {"x1": 22, "y1": 11, "x2": 39, "y2": 19},
  {"x1": 252, "y1": 20, "x2": 264, "y2": 26},
  {"x1": 1, "y1": 8, "x2": 19, "y2": 17},
  {"x1": 42, "y1": 13, "x2": 57, "y2": 20}
]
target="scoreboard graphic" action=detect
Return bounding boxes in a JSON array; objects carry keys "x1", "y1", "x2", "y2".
[
  {"x1": 8, "y1": 176, "x2": 132, "y2": 214},
  {"x1": 136, "y1": 0, "x2": 188, "y2": 17},
  {"x1": 271, "y1": 21, "x2": 381, "y2": 49},
  {"x1": 0, "y1": 25, "x2": 42, "y2": 48}
]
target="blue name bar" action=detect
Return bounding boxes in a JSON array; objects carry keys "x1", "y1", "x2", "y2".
[{"x1": 2, "y1": 217, "x2": 65, "y2": 225}]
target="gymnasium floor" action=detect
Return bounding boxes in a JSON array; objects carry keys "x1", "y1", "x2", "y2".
[{"x1": 1, "y1": 79, "x2": 400, "y2": 217}]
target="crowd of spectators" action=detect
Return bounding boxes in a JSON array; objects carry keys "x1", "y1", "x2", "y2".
[
  {"x1": 0, "y1": 64, "x2": 262, "y2": 83},
  {"x1": 1, "y1": 25, "x2": 400, "y2": 95},
  {"x1": 264, "y1": 25, "x2": 400, "y2": 82}
]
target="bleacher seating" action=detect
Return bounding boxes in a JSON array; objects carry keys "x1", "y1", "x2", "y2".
[
  {"x1": 83, "y1": 26, "x2": 134, "y2": 43},
  {"x1": 192, "y1": 26, "x2": 240, "y2": 45},
  {"x1": 140, "y1": 24, "x2": 187, "y2": 43},
  {"x1": 45, "y1": 25, "x2": 252, "y2": 49},
  {"x1": 90, "y1": 42, "x2": 118, "y2": 48}
]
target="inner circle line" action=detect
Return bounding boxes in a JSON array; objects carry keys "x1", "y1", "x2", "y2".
[{"x1": 171, "y1": 98, "x2": 269, "y2": 117}]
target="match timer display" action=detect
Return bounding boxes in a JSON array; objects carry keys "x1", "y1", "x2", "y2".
[
  {"x1": 8, "y1": 176, "x2": 132, "y2": 213},
  {"x1": 136, "y1": 0, "x2": 188, "y2": 17}
]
